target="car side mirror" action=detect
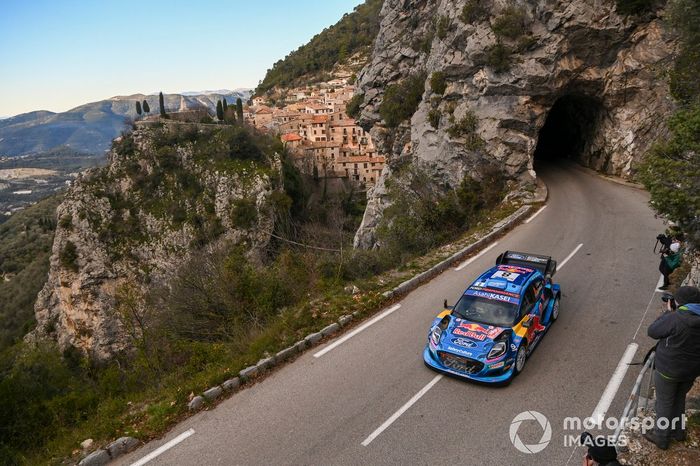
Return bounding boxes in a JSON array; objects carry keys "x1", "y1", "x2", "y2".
[
  {"x1": 444, "y1": 299, "x2": 453, "y2": 310},
  {"x1": 521, "y1": 317, "x2": 532, "y2": 328}
]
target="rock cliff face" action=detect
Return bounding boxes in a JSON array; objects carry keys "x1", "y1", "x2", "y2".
[
  {"x1": 354, "y1": 0, "x2": 676, "y2": 248},
  {"x1": 31, "y1": 124, "x2": 279, "y2": 360}
]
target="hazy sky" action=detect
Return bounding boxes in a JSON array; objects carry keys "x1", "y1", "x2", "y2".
[{"x1": 0, "y1": 0, "x2": 362, "y2": 117}]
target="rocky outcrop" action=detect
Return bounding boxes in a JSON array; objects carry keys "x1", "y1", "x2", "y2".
[
  {"x1": 30, "y1": 124, "x2": 279, "y2": 360},
  {"x1": 354, "y1": 0, "x2": 676, "y2": 248}
]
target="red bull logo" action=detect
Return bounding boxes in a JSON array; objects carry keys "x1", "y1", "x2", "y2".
[
  {"x1": 453, "y1": 328, "x2": 487, "y2": 340},
  {"x1": 454, "y1": 322, "x2": 503, "y2": 340},
  {"x1": 458, "y1": 322, "x2": 489, "y2": 333}
]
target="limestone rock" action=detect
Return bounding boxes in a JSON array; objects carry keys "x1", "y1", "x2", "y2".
[
  {"x1": 188, "y1": 395, "x2": 205, "y2": 411},
  {"x1": 353, "y1": 0, "x2": 676, "y2": 248},
  {"x1": 29, "y1": 124, "x2": 281, "y2": 360}
]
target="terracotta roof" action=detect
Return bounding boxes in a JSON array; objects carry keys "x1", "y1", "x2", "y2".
[
  {"x1": 311, "y1": 115, "x2": 329, "y2": 123},
  {"x1": 281, "y1": 133, "x2": 303, "y2": 142},
  {"x1": 255, "y1": 108, "x2": 272, "y2": 114}
]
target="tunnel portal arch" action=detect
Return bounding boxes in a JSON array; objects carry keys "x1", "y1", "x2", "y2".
[{"x1": 533, "y1": 94, "x2": 605, "y2": 170}]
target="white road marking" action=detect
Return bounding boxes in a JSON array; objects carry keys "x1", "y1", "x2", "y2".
[
  {"x1": 633, "y1": 280, "x2": 665, "y2": 340},
  {"x1": 655, "y1": 274, "x2": 664, "y2": 291},
  {"x1": 564, "y1": 445, "x2": 580, "y2": 466},
  {"x1": 129, "y1": 428, "x2": 195, "y2": 466},
  {"x1": 313, "y1": 304, "x2": 401, "y2": 358},
  {"x1": 557, "y1": 243, "x2": 583, "y2": 271},
  {"x1": 588, "y1": 343, "x2": 638, "y2": 426},
  {"x1": 361, "y1": 375, "x2": 443, "y2": 446},
  {"x1": 525, "y1": 205, "x2": 547, "y2": 223},
  {"x1": 454, "y1": 242, "x2": 499, "y2": 271}
]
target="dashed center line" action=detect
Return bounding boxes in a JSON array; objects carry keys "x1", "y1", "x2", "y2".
[
  {"x1": 361, "y1": 375, "x2": 443, "y2": 446},
  {"x1": 314, "y1": 304, "x2": 401, "y2": 358},
  {"x1": 558, "y1": 243, "x2": 583, "y2": 271},
  {"x1": 525, "y1": 205, "x2": 547, "y2": 223},
  {"x1": 130, "y1": 428, "x2": 195, "y2": 466},
  {"x1": 454, "y1": 242, "x2": 499, "y2": 271}
]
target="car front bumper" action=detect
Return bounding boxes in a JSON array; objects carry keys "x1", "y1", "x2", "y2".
[{"x1": 422, "y1": 345, "x2": 515, "y2": 384}]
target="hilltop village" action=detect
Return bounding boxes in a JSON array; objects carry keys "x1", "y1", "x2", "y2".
[{"x1": 246, "y1": 79, "x2": 385, "y2": 186}]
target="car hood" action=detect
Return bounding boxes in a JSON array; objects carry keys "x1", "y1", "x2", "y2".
[{"x1": 439, "y1": 317, "x2": 507, "y2": 359}]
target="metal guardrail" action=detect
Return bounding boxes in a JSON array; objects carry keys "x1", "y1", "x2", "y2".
[{"x1": 613, "y1": 351, "x2": 655, "y2": 452}]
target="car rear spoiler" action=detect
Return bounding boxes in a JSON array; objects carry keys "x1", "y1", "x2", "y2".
[{"x1": 495, "y1": 250, "x2": 557, "y2": 280}]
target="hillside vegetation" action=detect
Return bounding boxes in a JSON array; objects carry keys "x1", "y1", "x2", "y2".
[
  {"x1": 0, "y1": 195, "x2": 61, "y2": 351},
  {"x1": 0, "y1": 118, "x2": 508, "y2": 463},
  {"x1": 638, "y1": 0, "x2": 700, "y2": 246},
  {"x1": 255, "y1": 0, "x2": 383, "y2": 94}
]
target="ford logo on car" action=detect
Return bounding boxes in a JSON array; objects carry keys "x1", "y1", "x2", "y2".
[{"x1": 452, "y1": 338, "x2": 477, "y2": 348}]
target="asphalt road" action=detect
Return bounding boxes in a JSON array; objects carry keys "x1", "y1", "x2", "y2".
[{"x1": 116, "y1": 162, "x2": 667, "y2": 466}]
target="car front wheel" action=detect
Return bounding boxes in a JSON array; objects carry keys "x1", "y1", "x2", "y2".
[
  {"x1": 551, "y1": 295, "x2": 560, "y2": 322},
  {"x1": 514, "y1": 344, "x2": 527, "y2": 375}
]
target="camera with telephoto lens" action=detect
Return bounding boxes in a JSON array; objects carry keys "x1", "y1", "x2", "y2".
[
  {"x1": 661, "y1": 292, "x2": 677, "y2": 310},
  {"x1": 655, "y1": 233, "x2": 672, "y2": 254}
]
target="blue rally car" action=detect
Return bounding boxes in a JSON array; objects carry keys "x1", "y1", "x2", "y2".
[{"x1": 423, "y1": 251, "x2": 560, "y2": 384}]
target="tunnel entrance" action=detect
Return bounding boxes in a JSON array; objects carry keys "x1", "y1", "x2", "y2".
[{"x1": 533, "y1": 95, "x2": 603, "y2": 168}]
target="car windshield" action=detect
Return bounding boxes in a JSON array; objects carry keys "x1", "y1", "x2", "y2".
[{"x1": 453, "y1": 294, "x2": 519, "y2": 327}]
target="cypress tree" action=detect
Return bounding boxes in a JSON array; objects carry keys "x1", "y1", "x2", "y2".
[
  {"x1": 159, "y1": 92, "x2": 166, "y2": 116},
  {"x1": 135, "y1": 101, "x2": 142, "y2": 116},
  {"x1": 142, "y1": 100, "x2": 150, "y2": 113},
  {"x1": 236, "y1": 98, "x2": 244, "y2": 123},
  {"x1": 222, "y1": 99, "x2": 228, "y2": 112},
  {"x1": 216, "y1": 100, "x2": 224, "y2": 121}
]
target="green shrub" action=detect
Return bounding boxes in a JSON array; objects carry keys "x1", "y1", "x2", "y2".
[
  {"x1": 428, "y1": 109, "x2": 441, "y2": 129},
  {"x1": 668, "y1": 0, "x2": 700, "y2": 103},
  {"x1": 447, "y1": 111, "x2": 484, "y2": 149},
  {"x1": 461, "y1": 0, "x2": 490, "y2": 23},
  {"x1": 491, "y1": 6, "x2": 527, "y2": 39},
  {"x1": 378, "y1": 167, "x2": 505, "y2": 259},
  {"x1": 346, "y1": 93, "x2": 363, "y2": 119},
  {"x1": 430, "y1": 71, "x2": 447, "y2": 95},
  {"x1": 379, "y1": 72, "x2": 427, "y2": 128},
  {"x1": 58, "y1": 214, "x2": 72, "y2": 230},
  {"x1": 638, "y1": 104, "x2": 700, "y2": 246},
  {"x1": 485, "y1": 42, "x2": 513, "y2": 73},
  {"x1": 436, "y1": 16, "x2": 450, "y2": 39},
  {"x1": 615, "y1": 0, "x2": 656, "y2": 15},
  {"x1": 59, "y1": 241, "x2": 79, "y2": 272},
  {"x1": 0, "y1": 343, "x2": 100, "y2": 457},
  {"x1": 230, "y1": 198, "x2": 258, "y2": 229}
]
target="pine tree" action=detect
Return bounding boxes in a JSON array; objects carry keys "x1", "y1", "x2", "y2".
[
  {"x1": 142, "y1": 100, "x2": 150, "y2": 113},
  {"x1": 159, "y1": 92, "x2": 166, "y2": 116},
  {"x1": 216, "y1": 100, "x2": 224, "y2": 121},
  {"x1": 135, "y1": 101, "x2": 142, "y2": 116},
  {"x1": 236, "y1": 98, "x2": 244, "y2": 123}
]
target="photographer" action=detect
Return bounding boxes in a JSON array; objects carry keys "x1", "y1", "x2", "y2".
[
  {"x1": 644, "y1": 286, "x2": 700, "y2": 449},
  {"x1": 657, "y1": 235, "x2": 682, "y2": 290},
  {"x1": 580, "y1": 432, "x2": 620, "y2": 465}
]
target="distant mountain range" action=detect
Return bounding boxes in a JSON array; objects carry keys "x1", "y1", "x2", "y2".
[{"x1": 0, "y1": 90, "x2": 251, "y2": 157}]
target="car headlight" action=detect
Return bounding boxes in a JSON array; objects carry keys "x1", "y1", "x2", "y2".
[
  {"x1": 487, "y1": 341, "x2": 506, "y2": 359},
  {"x1": 429, "y1": 326, "x2": 443, "y2": 347}
]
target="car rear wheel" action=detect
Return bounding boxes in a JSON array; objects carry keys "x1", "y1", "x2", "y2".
[
  {"x1": 514, "y1": 344, "x2": 527, "y2": 375},
  {"x1": 551, "y1": 295, "x2": 560, "y2": 322}
]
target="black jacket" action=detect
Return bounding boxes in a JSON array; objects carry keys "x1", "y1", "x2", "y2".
[{"x1": 648, "y1": 303, "x2": 700, "y2": 380}]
